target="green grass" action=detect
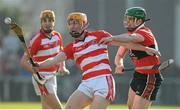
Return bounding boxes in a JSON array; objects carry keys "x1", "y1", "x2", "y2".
[
  {"x1": 0, "y1": 102, "x2": 180, "y2": 109},
  {"x1": 0, "y1": 102, "x2": 40, "y2": 109}
]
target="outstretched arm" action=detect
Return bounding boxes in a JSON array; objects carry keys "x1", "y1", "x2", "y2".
[
  {"x1": 99, "y1": 33, "x2": 161, "y2": 56},
  {"x1": 39, "y1": 51, "x2": 67, "y2": 68},
  {"x1": 115, "y1": 42, "x2": 161, "y2": 56},
  {"x1": 112, "y1": 33, "x2": 144, "y2": 42},
  {"x1": 99, "y1": 33, "x2": 144, "y2": 45}
]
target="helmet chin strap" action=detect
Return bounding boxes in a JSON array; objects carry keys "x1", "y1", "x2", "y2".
[
  {"x1": 69, "y1": 30, "x2": 84, "y2": 38},
  {"x1": 70, "y1": 22, "x2": 89, "y2": 38},
  {"x1": 126, "y1": 23, "x2": 143, "y2": 32}
]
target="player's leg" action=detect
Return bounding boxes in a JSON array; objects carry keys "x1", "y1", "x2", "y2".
[
  {"x1": 90, "y1": 75, "x2": 115, "y2": 109},
  {"x1": 32, "y1": 76, "x2": 63, "y2": 109},
  {"x1": 127, "y1": 87, "x2": 136, "y2": 109},
  {"x1": 131, "y1": 72, "x2": 163, "y2": 109},
  {"x1": 130, "y1": 72, "x2": 151, "y2": 109},
  {"x1": 90, "y1": 95, "x2": 109, "y2": 109},
  {"x1": 127, "y1": 74, "x2": 138, "y2": 109},
  {"x1": 132, "y1": 95, "x2": 152, "y2": 109},
  {"x1": 41, "y1": 93, "x2": 62, "y2": 109},
  {"x1": 42, "y1": 76, "x2": 63, "y2": 109},
  {"x1": 41, "y1": 97, "x2": 51, "y2": 109},
  {"x1": 65, "y1": 90, "x2": 92, "y2": 109}
]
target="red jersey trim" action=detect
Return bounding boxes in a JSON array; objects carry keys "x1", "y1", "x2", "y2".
[
  {"x1": 133, "y1": 56, "x2": 160, "y2": 74},
  {"x1": 82, "y1": 59, "x2": 110, "y2": 71},
  {"x1": 76, "y1": 48, "x2": 107, "y2": 65},
  {"x1": 82, "y1": 69, "x2": 111, "y2": 80}
]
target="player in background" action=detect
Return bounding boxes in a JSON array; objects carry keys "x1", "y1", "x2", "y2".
[
  {"x1": 20, "y1": 10, "x2": 69, "y2": 109},
  {"x1": 34, "y1": 12, "x2": 161, "y2": 109},
  {"x1": 99, "y1": 7, "x2": 163, "y2": 109}
]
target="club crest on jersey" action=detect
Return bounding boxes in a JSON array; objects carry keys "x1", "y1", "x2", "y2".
[{"x1": 43, "y1": 44, "x2": 50, "y2": 48}]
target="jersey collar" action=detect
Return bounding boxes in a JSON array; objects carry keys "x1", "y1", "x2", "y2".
[{"x1": 75, "y1": 31, "x2": 88, "y2": 43}]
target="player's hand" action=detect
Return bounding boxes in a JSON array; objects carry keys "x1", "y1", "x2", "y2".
[
  {"x1": 98, "y1": 37, "x2": 113, "y2": 45},
  {"x1": 31, "y1": 63, "x2": 40, "y2": 73},
  {"x1": 115, "y1": 65, "x2": 124, "y2": 75},
  {"x1": 32, "y1": 74, "x2": 46, "y2": 85},
  {"x1": 56, "y1": 67, "x2": 70, "y2": 76},
  {"x1": 31, "y1": 63, "x2": 46, "y2": 85},
  {"x1": 145, "y1": 47, "x2": 161, "y2": 57}
]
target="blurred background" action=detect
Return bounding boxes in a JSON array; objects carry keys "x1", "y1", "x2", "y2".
[{"x1": 0, "y1": 0, "x2": 180, "y2": 106}]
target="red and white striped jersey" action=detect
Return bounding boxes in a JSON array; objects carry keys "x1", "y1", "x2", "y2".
[
  {"x1": 64, "y1": 30, "x2": 112, "y2": 80},
  {"x1": 29, "y1": 30, "x2": 63, "y2": 73}
]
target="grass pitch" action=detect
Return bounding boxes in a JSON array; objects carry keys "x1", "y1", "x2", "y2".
[{"x1": 0, "y1": 102, "x2": 180, "y2": 109}]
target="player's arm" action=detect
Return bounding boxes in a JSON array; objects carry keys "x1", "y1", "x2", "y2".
[
  {"x1": 112, "y1": 33, "x2": 144, "y2": 42},
  {"x1": 100, "y1": 32, "x2": 145, "y2": 45},
  {"x1": 57, "y1": 56, "x2": 70, "y2": 75},
  {"x1": 111, "y1": 33, "x2": 156, "y2": 53},
  {"x1": 58, "y1": 61, "x2": 66, "y2": 70},
  {"x1": 56, "y1": 35, "x2": 70, "y2": 75},
  {"x1": 114, "y1": 42, "x2": 161, "y2": 56},
  {"x1": 56, "y1": 61, "x2": 70, "y2": 76},
  {"x1": 99, "y1": 33, "x2": 144, "y2": 45},
  {"x1": 41, "y1": 42, "x2": 74, "y2": 70},
  {"x1": 115, "y1": 47, "x2": 127, "y2": 67},
  {"x1": 20, "y1": 52, "x2": 34, "y2": 74},
  {"x1": 99, "y1": 34, "x2": 161, "y2": 56},
  {"x1": 114, "y1": 46, "x2": 128, "y2": 74},
  {"x1": 39, "y1": 51, "x2": 67, "y2": 69}
]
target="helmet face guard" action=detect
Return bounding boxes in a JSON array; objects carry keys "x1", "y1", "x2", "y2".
[
  {"x1": 69, "y1": 30, "x2": 84, "y2": 38},
  {"x1": 67, "y1": 12, "x2": 88, "y2": 38},
  {"x1": 69, "y1": 22, "x2": 89, "y2": 38},
  {"x1": 123, "y1": 15, "x2": 141, "y2": 32}
]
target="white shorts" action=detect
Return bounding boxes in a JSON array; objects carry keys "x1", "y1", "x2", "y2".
[
  {"x1": 32, "y1": 73, "x2": 57, "y2": 96},
  {"x1": 77, "y1": 75, "x2": 115, "y2": 102}
]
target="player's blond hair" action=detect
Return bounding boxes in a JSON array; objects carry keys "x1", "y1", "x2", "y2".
[
  {"x1": 67, "y1": 12, "x2": 87, "y2": 25},
  {"x1": 40, "y1": 10, "x2": 55, "y2": 21}
]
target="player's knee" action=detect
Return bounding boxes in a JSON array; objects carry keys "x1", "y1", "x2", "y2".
[{"x1": 65, "y1": 104, "x2": 82, "y2": 109}]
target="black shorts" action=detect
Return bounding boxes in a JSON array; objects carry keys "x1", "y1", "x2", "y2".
[{"x1": 130, "y1": 71, "x2": 163, "y2": 101}]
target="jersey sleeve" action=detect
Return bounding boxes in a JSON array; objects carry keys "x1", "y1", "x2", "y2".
[
  {"x1": 63, "y1": 42, "x2": 74, "y2": 60},
  {"x1": 96, "y1": 30, "x2": 112, "y2": 42},
  {"x1": 29, "y1": 36, "x2": 40, "y2": 56},
  {"x1": 136, "y1": 29, "x2": 155, "y2": 46},
  {"x1": 55, "y1": 32, "x2": 64, "y2": 51}
]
